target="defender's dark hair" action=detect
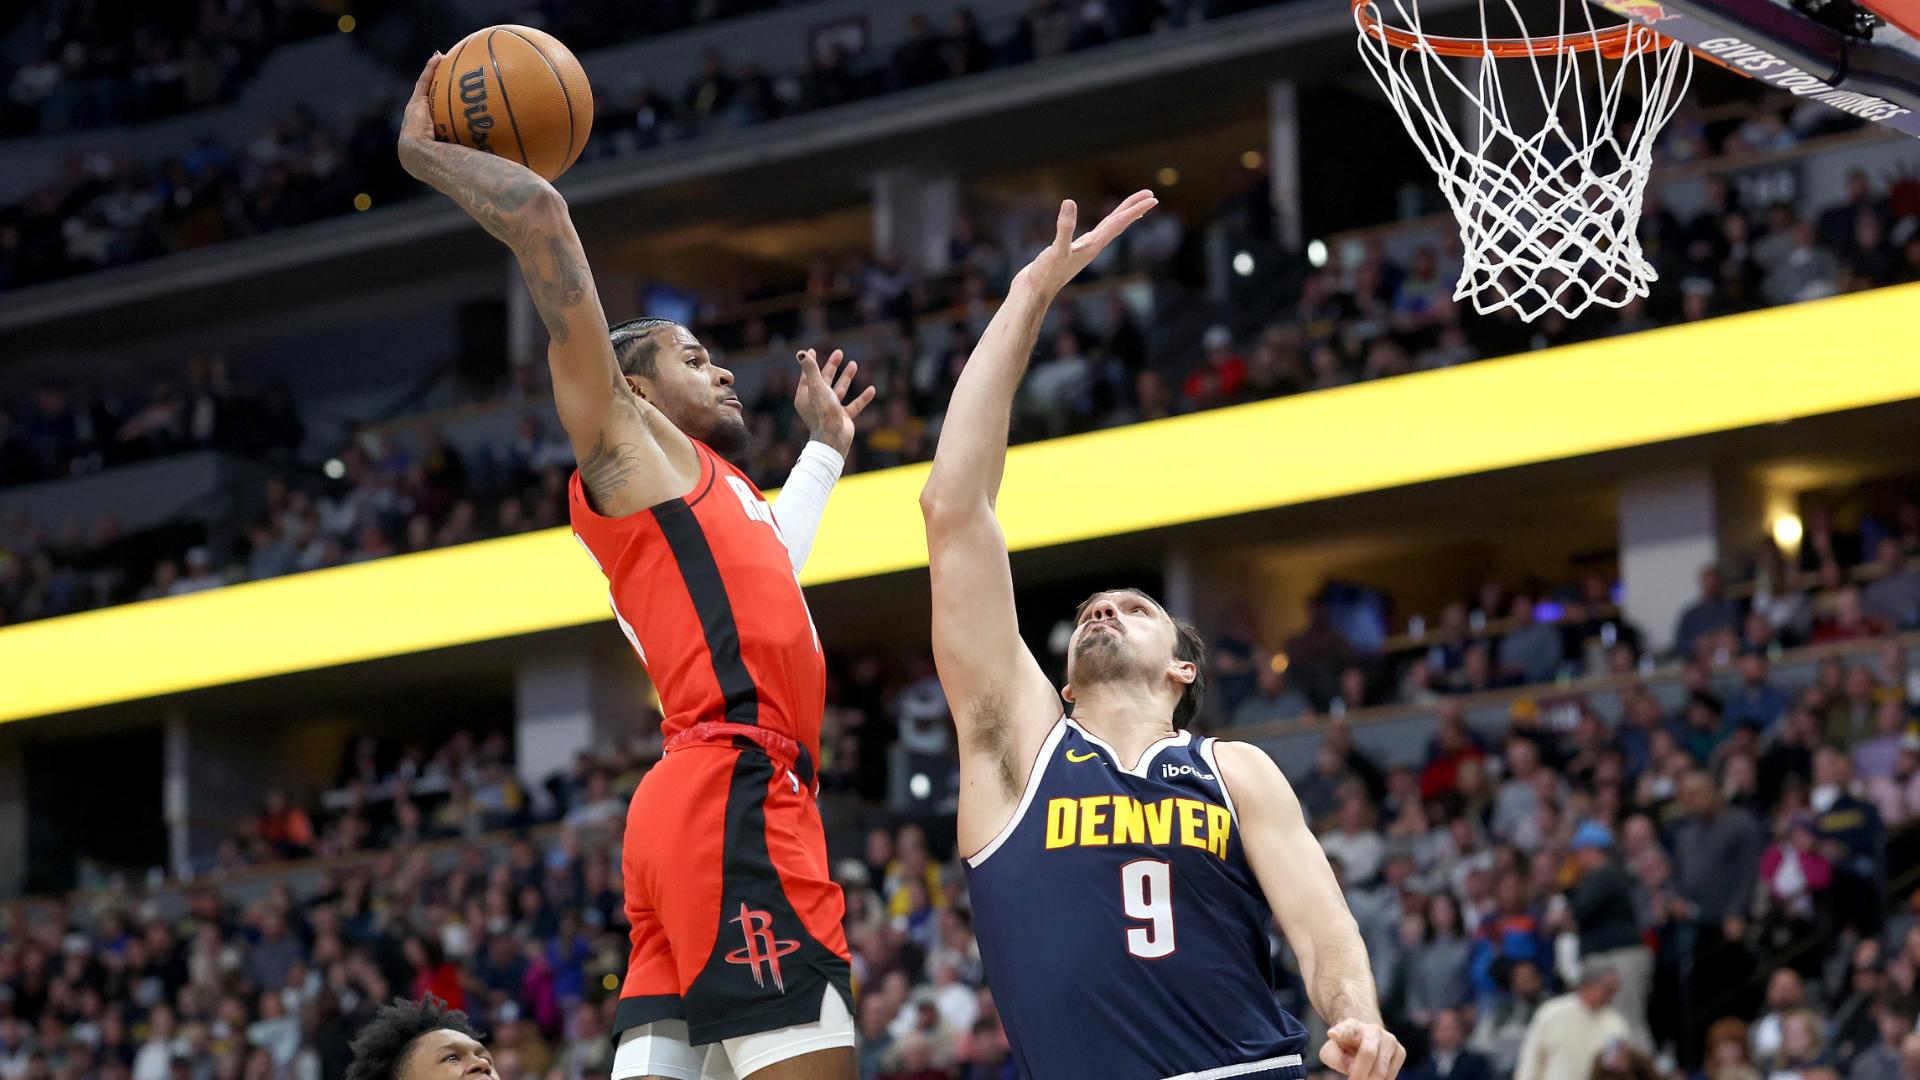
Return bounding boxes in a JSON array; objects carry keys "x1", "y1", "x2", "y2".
[
  {"x1": 608, "y1": 316, "x2": 680, "y2": 378},
  {"x1": 1073, "y1": 588, "x2": 1208, "y2": 728},
  {"x1": 344, "y1": 996, "x2": 483, "y2": 1080}
]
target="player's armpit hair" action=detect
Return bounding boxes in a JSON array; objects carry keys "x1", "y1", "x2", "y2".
[
  {"x1": 963, "y1": 685, "x2": 1021, "y2": 798},
  {"x1": 608, "y1": 316, "x2": 679, "y2": 378},
  {"x1": 344, "y1": 996, "x2": 482, "y2": 1080}
]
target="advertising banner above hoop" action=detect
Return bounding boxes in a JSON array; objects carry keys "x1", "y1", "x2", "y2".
[{"x1": 1596, "y1": 0, "x2": 1920, "y2": 137}]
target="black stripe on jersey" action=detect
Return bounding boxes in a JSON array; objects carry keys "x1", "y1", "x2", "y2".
[{"x1": 653, "y1": 498, "x2": 759, "y2": 727}]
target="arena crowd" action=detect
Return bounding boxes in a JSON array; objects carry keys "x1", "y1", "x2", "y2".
[{"x1": 1, "y1": 611, "x2": 1916, "y2": 1080}]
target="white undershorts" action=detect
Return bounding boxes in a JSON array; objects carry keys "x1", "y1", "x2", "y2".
[{"x1": 610, "y1": 987, "x2": 855, "y2": 1080}]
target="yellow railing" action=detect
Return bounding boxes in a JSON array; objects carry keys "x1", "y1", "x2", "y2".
[{"x1": 2, "y1": 282, "x2": 1917, "y2": 723}]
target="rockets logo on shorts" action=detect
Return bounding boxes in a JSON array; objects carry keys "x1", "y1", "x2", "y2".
[{"x1": 725, "y1": 903, "x2": 801, "y2": 991}]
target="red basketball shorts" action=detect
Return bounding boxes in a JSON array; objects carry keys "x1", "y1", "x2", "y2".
[{"x1": 612, "y1": 728, "x2": 852, "y2": 1046}]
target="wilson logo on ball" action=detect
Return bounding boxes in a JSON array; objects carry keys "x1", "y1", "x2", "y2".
[
  {"x1": 457, "y1": 68, "x2": 496, "y2": 153},
  {"x1": 432, "y1": 25, "x2": 593, "y2": 180}
]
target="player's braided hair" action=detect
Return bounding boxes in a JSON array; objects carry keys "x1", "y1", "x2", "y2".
[
  {"x1": 344, "y1": 996, "x2": 482, "y2": 1080},
  {"x1": 608, "y1": 316, "x2": 680, "y2": 378}
]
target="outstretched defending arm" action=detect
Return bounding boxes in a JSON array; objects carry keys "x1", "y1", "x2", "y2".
[
  {"x1": 1214, "y1": 741, "x2": 1407, "y2": 1080},
  {"x1": 919, "y1": 192, "x2": 1157, "y2": 854},
  {"x1": 397, "y1": 54, "x2": 685, "y2": 513}
]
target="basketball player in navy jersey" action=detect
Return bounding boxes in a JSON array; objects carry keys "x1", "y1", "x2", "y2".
[{"x1": 919, "y1": 192, "x2": 1407, "y2": 1080}]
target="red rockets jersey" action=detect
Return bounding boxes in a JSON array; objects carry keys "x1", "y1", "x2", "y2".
[{"x1": 569, "y1": 439, "x2": 825, "y2": 761}]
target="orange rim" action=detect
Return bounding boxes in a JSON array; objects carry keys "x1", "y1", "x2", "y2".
[{"x1": 1352, "y1": 0, "x2": 1676, "y2": 58}]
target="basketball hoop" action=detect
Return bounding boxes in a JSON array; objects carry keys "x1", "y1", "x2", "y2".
[{"x1": 1353, "y1": 0, "x2": 1695, "y2": 321}]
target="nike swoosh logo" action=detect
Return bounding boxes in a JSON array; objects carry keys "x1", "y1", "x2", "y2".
[{"x1": 1065, "y1": 749, "x2": 1101, "y2": 763}]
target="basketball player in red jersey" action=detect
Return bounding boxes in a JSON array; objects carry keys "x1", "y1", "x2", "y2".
[{"x1": 399, "y1": 55, "x2": 871, "y2": 1080}]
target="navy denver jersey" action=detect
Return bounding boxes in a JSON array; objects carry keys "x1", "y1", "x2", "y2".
[{"x1": 966, "y1": 718, "x2": 1310, "y2": 1080}]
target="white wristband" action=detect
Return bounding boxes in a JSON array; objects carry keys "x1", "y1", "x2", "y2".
[{"x1": 770, "y1": 440, "x2": 845, "y2": 572}]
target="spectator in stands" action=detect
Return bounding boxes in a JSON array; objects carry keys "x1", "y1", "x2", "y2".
[
  {"x1": 1818, "y1": 171, "x2": 1891, "y2": 253},
  {"x1": 252, "y1": 790, "x2": 313, "y2": 860},
  {"x1": 1209, "y1": 608, "x2": 1264, "y2": 720},
  {"x1": 1670, "y1": 769, "x2": 1764, "y2": 930},
  {"x1": 402, "y1": 935, "x2": 466, "y2": 1014},
  {"x1": 1321, "y1": 795, "x2": 1385, "y2": 888},
  {"x1": 1764, "y1": 221, "x2": 1844, "y2": 305},
  {"x1": 1828, "y1": 942, "x2": 1892, "y2": 1065},
  {"x1": 1491, "y1": 739, "x2": 1546, "y2": 846},
  {"x1": 1757, "y1": 813, "x2": 1832, "y2": 942},
  {"x1": 1410, "y1": 1008, "x2": 1493, "y2": 1080},
  {"x1": 892, "y1": 14, "x2": 948, "y2": 89},
  {"x1": 1813, "y1": 746, "x2": 1887, "y2": 934},
  {"x1": 1703, "y1": 1018, "x2": 1762, "y2": 1080},
  {"x1": 1677, "y1": 691, "x2": 1730, "y2": 767},
  {"x1": 1402, "y1": 892, "x2": 1472, "y2": 1026},
  {"x1": 1878, "y1": 639, "x2": 1919, "y2": 703},
  {"x1": 1757, "y1": 701, "x2": 1817, "y2": 807},
  {"x1": 562, "y1": 771, "x2": 624, "y2": 829},
  {"x1": 1470, "y1": 872, "x2": 1548, "y2": 1007},
  {"x1": 1845, "y1": 212, "x2": 1904, "y2": 289},
  {"x1": 1676, "y1": 566, "x2": 1743, "y2": 661},
  {"x1": 1284, "y1": 593, "x2": 1359, "y2": 711},
  {"x1": 1019, "y1": 330, "x2": 1093, "y2": 437},
  {"x1": 1233, "y1": 664, "x2": 1311, "y2": 728},
  {"x1": 1514, "y1": 966, "x2": 1630, "y2": 1080},
  {"x1": 1752, "y1": 966, "x2": 1812, "y2": 1061},
  {"x1": 1497, "y1": 596, "x2": 1563, "y2": 686},
  {"x1": 1863, "y1": 539, "x2": 1920, "y2": 629},
  {"x1": 1728, "y1": 651, "x2": 1792, "y2": 730},
  {"x1": 1296, "y1": 744, "x2": 1355, "y2": 825},
  {"x1": 1856, "y1": 699, "x2": 1914, "y2": 783},
  {"x1": 1421, "y1": 701, "x2": 1487, "y2": 799},
  {"x1": 944, "y1": 8, "x2": 993, "y2": 78},
  {"x1": 1899, "y1": 1030, "x2": 1920, "y2": 1080},
  {"x1": 1816, "y1": 587, "x2": 1894, "y2": 643},
  {"x1": 1848, "y1": 998, "x2": 1920, "y2": 1080},
  {"x1": 1758, "y1": 1009, "x2": 1831, "y2": 1078},
  {"x1": 1824, "y1": 665, "x2": 1884, "y2": 746},
  {"x1": 1471, "y1": 959, "x2": 1546, "y2": 1077},
  {"x1": 1184, "y1": 325, "x2": 1248, "y2": 408},
  {"x1": 1867, "y1": 741, "x2": 1920, "y2": 827},
  {"x1": 1562, "y1": 822, "x2": 1652, "y2": 1048}
]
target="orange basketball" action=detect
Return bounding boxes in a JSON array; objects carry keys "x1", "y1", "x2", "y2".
[{"x1": 428, "y1": 25, "x2": 593, "y2": 182}]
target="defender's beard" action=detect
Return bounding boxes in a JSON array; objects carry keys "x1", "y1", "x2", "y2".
[
  {"x1": 1068, "y1": 630, "x2": 1137, "y2": 688},
  {"x1": 704, "y1": 409, "x2": 754, "y2": 462}
]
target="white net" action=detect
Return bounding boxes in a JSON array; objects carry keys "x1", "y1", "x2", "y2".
[{"x1": 1354, "y1": 0, "x2": 1694, "y2": 321}]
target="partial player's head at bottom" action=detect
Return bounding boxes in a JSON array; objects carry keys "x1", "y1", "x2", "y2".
[
  {"x1": 1063, "y1": 588, "x2": 1206, "y2": 727},
  {"x1": 609, "y1": 317, "x2": 749, "y2": 459},
  {"x1": 345, "y1": 996, "x2": 493, "y2": 1080}
]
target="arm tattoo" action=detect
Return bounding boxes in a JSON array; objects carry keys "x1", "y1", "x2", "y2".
[
  {"x1": 397, "y1": 138, "x2": 545, "y2": 246},
  {"x1": 578, "y1": 432, "x2": 650, "y2": 506},
  {"x1": 526, "y1": 234, "x2": 589, "y2": 345},
  {"x1": 400, "y1": 139, "x2": 596, "y2": 346}
]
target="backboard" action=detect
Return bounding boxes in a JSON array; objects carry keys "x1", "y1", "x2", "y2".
[{"x1": 1594, "y1": 0, "x2": 1920, "y2": 136}]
